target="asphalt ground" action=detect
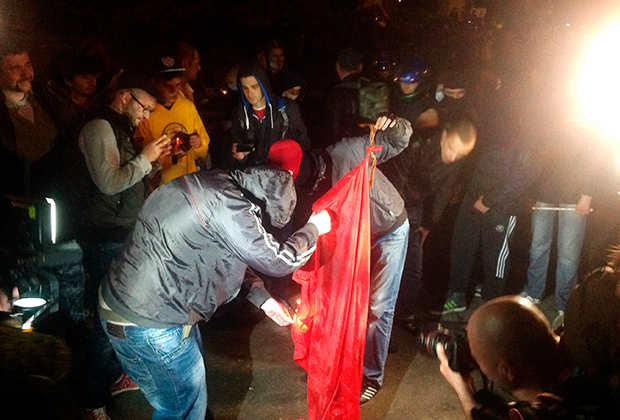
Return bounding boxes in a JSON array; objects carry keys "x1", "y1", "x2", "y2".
[
  {"x1": 104, "y1": 203, "x2": 574, "y2": 420},
  {"x1": 104, "y1": 289, "x2": 564, "y2": 420}
]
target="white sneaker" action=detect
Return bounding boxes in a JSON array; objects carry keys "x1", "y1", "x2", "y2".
[
  {"x1": 552, "y1": 310, "x2": 565, "y2": 332},
  {"x1": 518, "y1": 291, "x2": 541, "y2": 304}
]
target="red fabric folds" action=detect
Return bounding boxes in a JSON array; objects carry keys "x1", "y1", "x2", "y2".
[{"x1": 292, "y1": 146, "x2": 381, "y2": 420}]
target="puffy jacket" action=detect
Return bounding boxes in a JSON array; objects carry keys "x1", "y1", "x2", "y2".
[
  {"x1": 102, "y1": 166, "x2": 319, "y2": 328},
  {"x1": 379, "y1": 131, "x2": 463, "y2": 228}
]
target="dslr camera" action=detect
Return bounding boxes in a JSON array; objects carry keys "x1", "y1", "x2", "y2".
[{"x1": 417, "y1": 324, "x2": 477, "y2": 374}]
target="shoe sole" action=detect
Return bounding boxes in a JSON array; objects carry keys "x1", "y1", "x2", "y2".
[
  {"x1": 518, "y1": 293, "x2": 542, "y2": 304},
  {"x1": 110, "y1": 386, "x2": 140, "y2": 397},
  {"x1": 442, "y1": 307, "x2": 466, "y2": 315},
  {"x1": 430, "y1": 307, "x2": 466, "y2": 316},
  {"x1": 360, "y1": 385, "x2": 380, "y2": 406}
]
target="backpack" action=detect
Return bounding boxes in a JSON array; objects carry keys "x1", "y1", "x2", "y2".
[{"x1": 337, "y1": 76, "x2": 390, "y2": 123}]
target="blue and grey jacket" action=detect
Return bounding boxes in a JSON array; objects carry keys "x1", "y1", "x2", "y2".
[{"x1": 231, "y1": 62, "x2": 310, "y2": 168}]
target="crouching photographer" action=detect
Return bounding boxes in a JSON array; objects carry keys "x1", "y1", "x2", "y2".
[{"x1": 434, "y1": 296, "x2": 564, "y2": 420}]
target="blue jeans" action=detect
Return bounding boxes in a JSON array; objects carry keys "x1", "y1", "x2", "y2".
[
  {"x1": 525, "y1": 202, "x2": 587, "y2": 311},
  {"x1": 102, "y1": 320, "x2": 207, "y2": 420},
  {"x1": 363, "y1": 220, "x2": 409, "y2": 387}
]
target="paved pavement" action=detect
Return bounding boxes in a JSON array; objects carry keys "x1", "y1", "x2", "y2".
[
  {"x1": 106, "y1": 298, "x2": 462, "y2": 420},
  {"x1": 104, "y1": 204, "x2": 570, "y2": 420},
  {"x1": 105, "y1": 290, "x2": 562, "y2": 420}
]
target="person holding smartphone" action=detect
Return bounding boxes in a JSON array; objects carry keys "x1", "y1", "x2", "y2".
[{"x1": 230, "y1": 61, "x2": 310, "y2": 169}]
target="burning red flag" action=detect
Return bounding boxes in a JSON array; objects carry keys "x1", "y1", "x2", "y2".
[{"x1": 292, "y1": 145, "x2": 380, "y2": 420}]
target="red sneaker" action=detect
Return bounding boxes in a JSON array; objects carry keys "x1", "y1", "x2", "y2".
[
  {"x1": 109, "y1": 371, "x2": 140, "y2": 396},
  {"x1": 84, "y1": 407, "x2": 111, "y2": 420}
]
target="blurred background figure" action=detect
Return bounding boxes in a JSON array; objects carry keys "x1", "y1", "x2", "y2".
[
  {"x1": 264, "y1": 39, "x2": 307, "y2": 100},
  {"x1": 561, "y1": 250, "x2": 620, "y2": 417},
  {"x1": 371, "y1": 52, "x2": 395, "y2": 83},
  {"x1": 47, "y1": 52, "x2": 104, "y2": 136},
  {"x1": 0, "y1": 41, "x2": 59, "y2": 197},
  {"x1": 175, "y1": 41, "x2": 201, "y2": 103},
  {"x1": 520, "y1": 116, "x2": 598, "y2": 320}
]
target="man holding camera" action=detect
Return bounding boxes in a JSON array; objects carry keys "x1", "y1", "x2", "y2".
[
  {"x1": 135, "y1": 52, "x2": 210, "y2": 186},
  {"x1": 437, "y1": 296, "x2": 562, "y2": 420}
]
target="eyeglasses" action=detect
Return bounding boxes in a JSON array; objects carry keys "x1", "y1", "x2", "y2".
[{"x1": 130, "y1": 92, "x2": 155, "y2": 115}]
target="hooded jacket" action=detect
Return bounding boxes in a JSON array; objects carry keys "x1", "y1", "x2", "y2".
[
  {"x1": 379, "y1": 130, "x2": 463, "y2": 229},
  {"x1": 101, "y1": 166, "x2": 319, "y2": 328},
  {"x1": 297, "y1": 118, "x2": 412, "y2": 242},
  {"x1": 231, "y1": 62, "x2": 310, "y2": 168}
]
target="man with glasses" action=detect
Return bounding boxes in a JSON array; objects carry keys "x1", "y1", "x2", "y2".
[
  {"x1": 71, "y1": 73, "x2": 171, "y2": 420},
  {"x1": 135, "y1": 52, "x2": 210, "y2": 186}
]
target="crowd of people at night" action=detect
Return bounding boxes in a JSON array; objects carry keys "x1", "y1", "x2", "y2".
[{"x1": 1, "y1": 3, "x2": 620, "y2": 420}]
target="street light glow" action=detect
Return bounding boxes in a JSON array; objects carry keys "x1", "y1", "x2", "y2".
[{"x1": 578, "y1": 22, "x2": 620, "y2": 142}]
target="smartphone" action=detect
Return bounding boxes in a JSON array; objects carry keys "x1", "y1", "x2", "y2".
[{"x1": 236, "y1": 143, "x2": 254, "y2": 153}]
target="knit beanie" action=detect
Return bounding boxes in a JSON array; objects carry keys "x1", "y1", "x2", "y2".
[{"x1": 268, "y1": 139, "x2": 303, "y2": 181}]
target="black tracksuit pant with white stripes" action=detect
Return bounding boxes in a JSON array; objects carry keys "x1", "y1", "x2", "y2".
[{"x1": 449, "y1": 197, "x2": 517, "y2": 301}]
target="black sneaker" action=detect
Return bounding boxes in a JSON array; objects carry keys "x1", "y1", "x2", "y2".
[
  {"x1": 433, "y1": 292, "x2": 467, "y2": 315},
  {"x1": 360, "y1": 381, "x2": 381, "y2": 406}
]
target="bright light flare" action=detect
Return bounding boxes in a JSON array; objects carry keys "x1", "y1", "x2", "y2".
[
  {"x1": 46, "y1": 197, "x2": 56, "y2": 244},
  {"x1": 578, "y1": 22, "x2": 620, "y2": 142},
  {"x1": 13, "y1": 298, "x2": 46, "y2": 308}
]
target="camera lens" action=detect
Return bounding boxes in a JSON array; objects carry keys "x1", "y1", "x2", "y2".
[
  {"x1": 416, "y1": 326, "x2": 477, "y2": 373},
  {"x1": 418, "y1": 330, "x2": 450, "y2": 358}
]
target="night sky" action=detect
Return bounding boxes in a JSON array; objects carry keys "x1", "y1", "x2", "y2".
[{"x1": 1, "y1": 0, "x2": 618, "y2": 86}]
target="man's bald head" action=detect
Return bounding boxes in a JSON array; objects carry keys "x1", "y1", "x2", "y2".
[{"x1": 468, "y1": 296, "x2": 560, "y2": 394}]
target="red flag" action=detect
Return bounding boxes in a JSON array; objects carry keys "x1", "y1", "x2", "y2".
[{"x1": 292, "y1": 146, "x2": 380, "y2": 420}]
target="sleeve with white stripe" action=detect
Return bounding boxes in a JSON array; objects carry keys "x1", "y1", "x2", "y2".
[{"x1": 216, "y1": 202, "x2": 319, "y2": 277}]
